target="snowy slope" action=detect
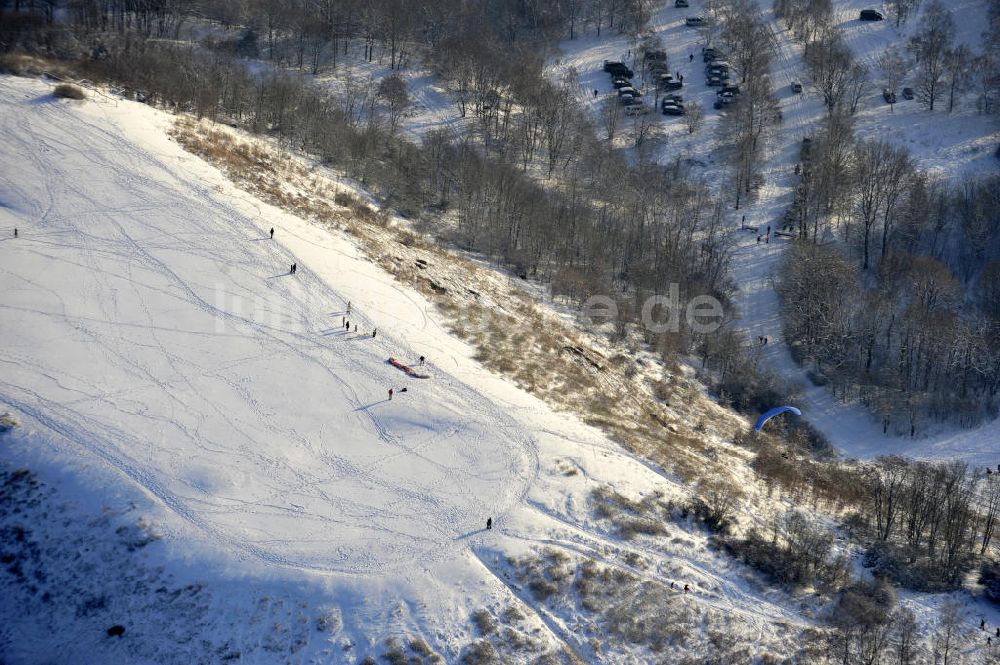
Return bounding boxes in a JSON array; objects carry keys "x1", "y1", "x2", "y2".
[
  {"x1": 0, "y1": 74, "x2": 820, "y2": 663},
  {"x1": 0, "y1": 77, "x2": 537, "y2": 574}
]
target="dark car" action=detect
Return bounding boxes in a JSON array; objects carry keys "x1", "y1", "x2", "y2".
[
  {"x1": 859, "y1": 9, "x2": 884, "y2": 20},
  {"x1": 791, "y1": 81, "x2": 803, "y2": 93},
  {"x1": 660, "y1": 76, "x2": 684, "y2": 90},
  {"x1": 603, "y1": 61, "x2": 633, "y2": 78},
  {"x1": 613, "y1": 77, "x2": 631, "y2": 89},
  {"x1": 882, "y1": 88, "x2": 896, "y2": 104},
  {"x1": 685, "y1": 16, "x2": 706, "y2": 26},
  {"x1": 645, "y1": 49, "x2": 667, "y2": 62},
  {"x1": 675, "y1": 0, "x2": 689, "y2": 6},
  {"x1": 663, "y1": 94, "x2": 684, "y2": 105},
  {"x1": 618, "y1": 86, "x2": 640, "y2": 97},
  {"x1": 901, "y1": 87, "x2": 915, "y2": 100},
  {"x1": 707, "y1": 75, "x2": 724, "y2": 86},
  {"x1": 720, "y1": 84, "x2": 741, "y2": 95},
  {"x1": 662, "y1": 102, "x2": 686, "y2": 115},
  {"x1": 703, "y1": 48, "x2": 720, "y2": 62}
]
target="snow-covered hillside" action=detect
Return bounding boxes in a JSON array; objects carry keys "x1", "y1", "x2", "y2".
[{"x1": 0, "y1": 75, "x2": 833, "y2": 663}]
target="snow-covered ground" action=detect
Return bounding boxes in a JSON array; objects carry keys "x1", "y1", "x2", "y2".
[
  {"x1": 0, "y1": 74, "x2": 827, "y2": 662},
  {"x1": 547, "y1": 0, "x2": 1000, "y2": 466}
]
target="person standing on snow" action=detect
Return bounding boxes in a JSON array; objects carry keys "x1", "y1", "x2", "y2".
[
  {"x1": 347, "y1": 301, "x2": 352, "y2": 314},
  {"x1": 372, "y1": 329, "x2": 377, "y2": 339},
  {"x1": 269, "y1": 227, "x2": 274, "y2": 239},
  {"x1": 419, "y1": 356, "x2": 425, "y2": 366},
  {"x1": 388, "y1": 388, "x2": 394, "y2": 400},
  {"x1": 486, "y1": 517, "x2": 492, "y2": 530}
]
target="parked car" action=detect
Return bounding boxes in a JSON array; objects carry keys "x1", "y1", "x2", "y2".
[
  {"x1": 659, "y1": 75, "x2": 684, "y2": 90},
  {"x1": 859, "y1": 9, "x2": 884, "y2": 20},
  {"x1": 664, "y1": 94, "x2": 684, "y2": 104},
  {"x1": 644, "y1": 49, "x2": 667, "y2": 62},
  {"x1": 613, "y1": 77, "x2": 631, "y2": 88},
  {"x1": 625, "y1": 103, "x2": 650, "y2": 115},
  {"x1": 901, "y1": 87, "x2": 915, "y2": 100},
  {"x1": 720, "y1": 84, "x2": 741, "y2": 95},
  {"x1": 685, "y1": 16, "x2": 707, "y2": 26},
  {"x1": 603, "y1": 61, "x2": 633, "y2": 78},
  {"x1": 882, "y1": 88, "x2": 896, "y2": 104},
  {"x1": 620, "y1": 94, "x2": 639, "y2": 105},
  {"x1": 716, "y1": 91, "x2": 737, "y2": 105},
  {"x1": 662, "y1": 102, "x2": 686, "y2": 115},
  {"x1": 707, "y1": 75, "x2": 724, "y2": 86},
  {"x1": 791, "y1": 81, "x2": 803, "y2": 93},
  {"x1": 703, "y1": 48, "x2": 721, "y2": 61},
  {"x1": 618, "y1": 86, "x2": 639, "y2": 97},
  {"x1": 675, "y1": 0, "x2": 689, "y2": 6}
]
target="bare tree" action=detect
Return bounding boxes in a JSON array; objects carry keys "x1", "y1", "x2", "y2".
[
  {"x1": 932, "y1": 600, "x2": 962, "y2": 665},
  {"x1": 684, "y1": 101, "x2": 705, "y2": 134},
  {"x1": 377, "y1": 74, "x2": 410, "y2": 133},
  {"x1": 943, "y1": 44, "x2": 971, "y2": 112},
  {"x1": 907, "y1": 0, "x2": 955, "y2": 111},
  {"x1": 886, "y1": 0, "x2": 921, "y2": 27},
  {"x1": 806, "y1": 31, "x2": 853, "y2": 113},
  {"x1": 878, "y1": 47, "x2": 911, "y2": 112},
  {"x1": 600, "y1": 96, "x2": 623, "y2": 142},
  {"x1": 846, "y1": 62, "x2": 870, "y2": 114}
]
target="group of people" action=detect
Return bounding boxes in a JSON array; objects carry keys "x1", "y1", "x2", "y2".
[
  {"x1": 980, "y1": 620, "x2": 999, "y2": 646},
  {"x1": 270, "y1": 226, "x2": 503, "y2": 532},
  {"x1": 757, "y1": 336, "x2": 769, "y2": 345},
  {"x1": 756, "y1": 225, "x2": 772, "y2": 245}
]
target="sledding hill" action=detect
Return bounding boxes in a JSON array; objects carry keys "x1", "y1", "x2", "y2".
[{"x1": 0, "y1": 76, "x2": 537, "y2": 575}]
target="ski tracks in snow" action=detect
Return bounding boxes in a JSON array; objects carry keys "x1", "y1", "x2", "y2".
[{"x1": 0, "y1": 77, "x2": 537, "y2": 576}]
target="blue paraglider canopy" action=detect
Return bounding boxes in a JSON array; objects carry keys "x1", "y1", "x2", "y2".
[{"x1": 754, "y1": 405, "x2": 802, "y2": 432}]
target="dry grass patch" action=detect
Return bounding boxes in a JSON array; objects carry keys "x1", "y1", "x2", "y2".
[{"x1": 52, "y1": 83, "x2": 85, "y2": 100}]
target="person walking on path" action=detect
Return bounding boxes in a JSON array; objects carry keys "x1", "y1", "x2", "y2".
[
  {"x1": 689, "y1": 53, "x2": 693, "y2": 62},
  {"x1": 290, "y1": 263, "x2": 295, "y2": 274},
  {"x1": 388, "y1": 388, "x2": 394, "y2": 400},
  {"x1": 683, "y1": 584, "x2": 690, "y2": 594},
  {"x1": 419, "y1": 355, "x2": 425, "y2": 366},
  {"x1": 269, "y1": 227, "x2": 274, "y2": 239},
  {"x1": 486, "y1": 517, "x2": 492, "y2": 530},
  {"x1": 345, "y1": 320, "x2": 350, "y2": 330},
  {"x1": 372, "y1": 329, "x2": 377, "y2": 338},
  {"x1": 13, "y1": 228, "x2": 17, "y2": 238},
  {"x1": 757, "y1": 235, "x2": 761, "y2": 244},
  {"x1": 347, "y1": 301, "x2": 352, "y2": 314}
]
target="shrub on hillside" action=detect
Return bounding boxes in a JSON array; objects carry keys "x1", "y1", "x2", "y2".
[
  {"x1": 53, "y1": 83, "x2": 85, "y2": 100},
  {"x1": 978, "y1": 560, "x2": 1000, "y2": 604},
  {"x1": 863, "y1": 541, "x2": 974, "y2": 593}
]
